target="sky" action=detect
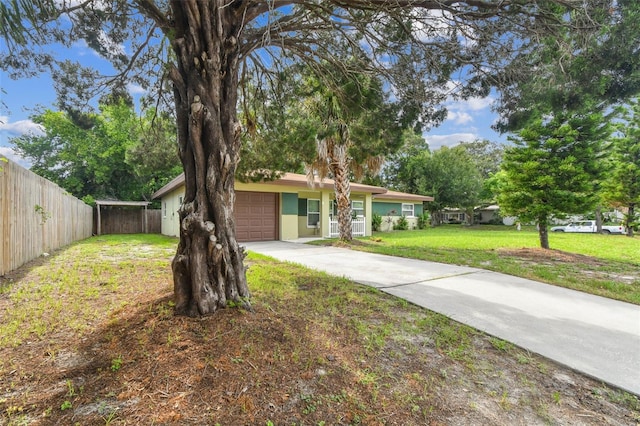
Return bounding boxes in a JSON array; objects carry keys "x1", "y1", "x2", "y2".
[{"x1": 0, "y1": 32, "x2": 509, "y2": 169}]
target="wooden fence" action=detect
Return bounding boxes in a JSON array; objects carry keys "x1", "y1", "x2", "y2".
[
  {"x1": 93, "y1": 206, "x2": 161, "y2": 235},
  {"x1": 0, "y1": 158, "x2": 93, "y2": 276}
]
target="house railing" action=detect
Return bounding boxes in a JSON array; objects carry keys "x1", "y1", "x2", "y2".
[{"x1": 329, "y1": 216, "x2": 366, "y2": 238}]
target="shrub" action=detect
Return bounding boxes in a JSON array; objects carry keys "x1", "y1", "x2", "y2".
[
  {"x1": 417, "y1": 212, "x2": 430, "y2": 229},
  {"x1": 393, "y1": 215, "x2": 409, "y2": 230},
  {"x1": 372, "y1": 212, "x2": 382, "y2": 231}
]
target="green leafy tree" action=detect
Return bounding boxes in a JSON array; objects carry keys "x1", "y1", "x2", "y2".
[
  {"x1": 12, "y1": 109, "x2": 91, "y2": 193},
  {"x1": 458, "y1": 139, "x2": 504, "y2": 205},
  {"x1": 495, "y1": 0, "x2": 640, "y2": 132},
  {"x1": 393, "y1": 145, "x2": 482, "y2": 225},
  {"x1": 2, "y1": 0, "x2": 616, "y2": 316},
  {"x1": 603, "y1": 100, "x2": 640, "y2": 237},
  {"x1": 493, "y1": 3, "x2": 635, "y2": 238},
  {"x1": 301, "y1": 71, "x2": 408, "y2": 241},
  {"x1": 498, "y1": 112, "x2": 610, "y2": 249},
  {"x1": 12, "y1": 102, "x2": 180, "y2": 201},
  {"x1": 125, "y1": 109, "x2": 183, "y2": 199}
]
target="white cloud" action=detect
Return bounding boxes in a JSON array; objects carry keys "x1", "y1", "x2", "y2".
[
  {"x1": 447, "y1": 111, "x2": 473, "y2": 125},
  {"x1": 72, "y1": 39, "x2": 92, "y2": 56},
  {"x1": 441, "y1": 94, "x2": 494, "y2": 127},
  {"x1": 0, "y1": 146, "x2": 30, "y2": 168},
  {"x1": 127, "y1": 83, "x2": 146, "y2": 95},
  {"x1": 412, "y1": 9, "x2": 451, "y2": 42},
  {"x1": 0, "y1": 117, "x2": 43, "y2": 166},
  {"x1": 464, "y1": 96, "x2": 494, "y2": 111},
  {"x1": 0, "y1": 116, "x2": 45, "y2": 137},
  {"x1": 425, "y1": 133, "x2": 477, "y2": 149}
]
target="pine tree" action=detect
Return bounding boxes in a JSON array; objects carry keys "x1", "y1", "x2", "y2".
[{"x1": 499, "y1": 112, "x2": 610, "y2": 248}]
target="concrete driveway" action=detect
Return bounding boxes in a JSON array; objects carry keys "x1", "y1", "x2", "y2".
[{"x1": 243, "y1": 240, "x2": 640, "y2": 396}]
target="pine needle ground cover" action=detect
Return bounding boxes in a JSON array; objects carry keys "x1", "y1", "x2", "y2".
[{"x1": 1, "y1": 234, "x2": 638, "y2": 425}]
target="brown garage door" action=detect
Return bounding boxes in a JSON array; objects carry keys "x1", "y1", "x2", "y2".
[{"x1": 235, "y1": 191, "x2": 278, "y2": 242}]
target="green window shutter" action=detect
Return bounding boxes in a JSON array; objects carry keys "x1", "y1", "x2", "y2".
[
  {"x1": 282, "y1": 193, "x2": 298, "y2": 215},
  {"x1": 298, "y1": 198, "x2": 307, "y2": 216},
  {"x1": 372, "y1": 202, "x2": 402, "y2": 216}
]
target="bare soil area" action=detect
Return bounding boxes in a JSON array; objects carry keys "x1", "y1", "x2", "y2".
[
  {"x1": 497, "y1": 248, "x2": 606, "y2": 266},
  {"x1": 0, "y1": 241, "x2": 638, "y2": 425}
]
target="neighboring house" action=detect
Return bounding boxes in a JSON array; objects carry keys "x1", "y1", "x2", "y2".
[
  {"x1": 372, "y1": 190, "x2": 430, "y2": 231},
  {"x1": 152, "y1": 172, "x2": 433, "y2": 242},
  {"x1": 442, "y1": 205, "x2": 501, "y2": 224}
]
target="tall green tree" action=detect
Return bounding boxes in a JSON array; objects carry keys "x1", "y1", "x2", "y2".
[
  {"x1": 603, "y1": 100, "x2": 640, "y2": 237},
  {"x1": 492, "y1": 2, "x2": 635, "y2": 240},
  {"x1": 498, "y1": 112, "x2": 610, "y2": 249},
  {"x1": 495, "y1": 0, "x2": 640, "y2": 132},
  {"x1": 12, "y1": 102, "x2": 181, "y2": 202},
  {"x1": 125, "y1": 109, "x2": 183, "y2": 200},
  {"x1": 458, "y1": 139, "x2": 505, "y2": 205},
  {"x1": 301, "y1": 72, "x2": 408, "y2": 241},
  {"x1": 393, "y1": 145, "x2": 482, "y2": 225},
  {"x1": 2, "y1": 0, "x2": 616, "y2": 316}
]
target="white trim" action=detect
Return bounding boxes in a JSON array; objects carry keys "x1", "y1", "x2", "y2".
[
  {"x1": 307, "y1": 199, "x2": 320, "y2": 228},
  {"x1": 401, "y1": 203, "x2": 414, "y2": 217}
]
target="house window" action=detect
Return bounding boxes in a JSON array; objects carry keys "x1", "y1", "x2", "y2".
[
  {"x1": 163, "y1": 201, "x2": 167, "y2": 218},
  {"x1": 330, "y1": 200, "x2": 364, "y2": 218},
  {"x1": 402, "y1": 203, "x2": 414, "y2": 217},
  {"x1": 307, "y1": 199, "x2": 320, "y2": 228},
  {"x1": 352, "y1": 200, "x2": 364, "y2": 218}
]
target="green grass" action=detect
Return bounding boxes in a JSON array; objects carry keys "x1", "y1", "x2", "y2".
[
  {"x1": 2, "y1": 234, "x2": 638, "y2": 424},
  {"x1": 0, "y1": 234, "x2": 176, "y2": 347},
  {"x1": 325, "y1": 225, "x2": 640, "y2": 304}
]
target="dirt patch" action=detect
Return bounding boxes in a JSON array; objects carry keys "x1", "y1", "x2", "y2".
[
  {"x1": 497, "y1": 247, "x2": 606, "y2": 266},
  {"x1": 1, "y1": 242, "x2": 638, "y2": 425}
]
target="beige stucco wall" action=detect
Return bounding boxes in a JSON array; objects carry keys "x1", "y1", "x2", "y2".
[
  {"x1": 159, "y1": 181, "x2": 379, "y2": 240},
  {"x1": 280, "y1": 215, "x2": 298, "y2": 240}
]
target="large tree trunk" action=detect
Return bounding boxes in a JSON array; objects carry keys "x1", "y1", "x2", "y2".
[
  {"x1": 328, "y1": 137, "x2": 352, "y2": 242},
  {"x1": 168, "y1": 1, "x2": 250, "y2": 316},
  {"x1": 595, "y1": 206, "x2": 603, "y2": 233},
  {"x1": 465, "y1": 207, "x2": 474, "y2": 226},
  {"x1": 332, "y1": 165, "x2": 352, "y2": 242},
  {"x1": 537, "y1": 216, "x2": 550, "y2": 249},
  {"x1": 626, "y1": 204, "x2": 635, "y2": 237}
]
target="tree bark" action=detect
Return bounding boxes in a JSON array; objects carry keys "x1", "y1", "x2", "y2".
[
  {"x1": 595, "y1": 206, "x2": 603, "y2": 233},
  {"x1": 328, "y1": 136, "x2": 352, "y2": 242},
  {"x1": 537, "y1": 216, "x2": 550, "y2": 249},
  {"x1": 465, "y1": 207, "x2": 474, "y2": 226},
  {"x1": 626, "y1": 204, "x2": 635, "y2": 237},
  {"x1": 168, "y1": 0, "x2": 250, "y2": 316}
]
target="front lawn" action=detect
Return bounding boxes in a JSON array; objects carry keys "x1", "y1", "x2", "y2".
[
  {"x1": 337, "y1": 225, "x2": 640, "y2": 304},
  {"x1": 1, "y1": 234, "x2": 638, "y2": 425}
]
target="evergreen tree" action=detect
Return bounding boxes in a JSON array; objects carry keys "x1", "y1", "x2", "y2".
[
  {"x1": 603, "y1": 100, "x2": 640, "y2": 236},
  {"x1": 498, "y1": 112, "x2": 610, "y2": 248}
]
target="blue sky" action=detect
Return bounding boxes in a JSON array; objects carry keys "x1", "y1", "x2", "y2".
[{"x1": 1, "y1": 42, "x2": 509, "y2": 168}]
